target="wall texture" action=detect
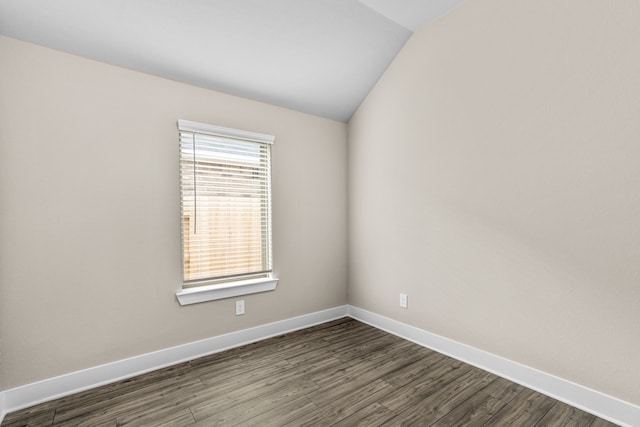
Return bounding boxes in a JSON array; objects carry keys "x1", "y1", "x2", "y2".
[
  {"x1": 0, "y1": 36, "x2": 347, "y2": 390},
  {"x1": 348, "y1": 0, "x2": 640, "y2": 406}
]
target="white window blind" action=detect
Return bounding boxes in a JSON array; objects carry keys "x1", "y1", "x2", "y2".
[{"x1": 178, "y1": 120, "x2": 274, "y2": 286}]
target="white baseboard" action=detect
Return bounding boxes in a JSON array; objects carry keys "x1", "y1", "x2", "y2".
[
  {"x1": 348, "y1": 305, "x2": 640, "y2": 427},
  {"x1": 0, "y1": 391, "x2": 6, "y2": 425},
  {"x1": 3, "y1": 304, "x2": 638, "y2": 427},
  {"x1": 1, "y1": 305, "x2": 349, "y2": 417}
]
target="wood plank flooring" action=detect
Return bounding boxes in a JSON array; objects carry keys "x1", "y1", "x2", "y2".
[{"x1": 1, "y1": 318, "x2": 620, "y2": 427}]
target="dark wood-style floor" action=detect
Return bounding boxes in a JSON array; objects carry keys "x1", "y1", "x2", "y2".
[{"x1": 2, "y1": 318, "x2": 619, "y2": 427}]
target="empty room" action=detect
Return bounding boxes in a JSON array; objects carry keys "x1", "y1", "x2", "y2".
[{"x1": 0, "y1": 0, "x2": 638, "y2": 426}]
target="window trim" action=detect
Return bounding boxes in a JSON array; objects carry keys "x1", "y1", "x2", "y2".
[
  {"x1": 176, "y1": 120, "x2": 278, "y2": 305},
  {"x1": 177, "y1": 119, "x2": 275, "y2": 145},
  {"x1": 176, "y1": 276, "x2": 278, "y2": 306}
]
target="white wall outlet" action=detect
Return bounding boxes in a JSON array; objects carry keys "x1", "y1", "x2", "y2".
[
  {"x1": 235, "y1": 300, "x2": 245, "y2": 315},
  {"x1": 400, "y1": 293, "x2": 408, "y2": 308}
]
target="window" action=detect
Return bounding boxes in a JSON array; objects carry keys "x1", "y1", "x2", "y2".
[{"x1": 176, "y1": 120, "x2": 277, "y2": 305}]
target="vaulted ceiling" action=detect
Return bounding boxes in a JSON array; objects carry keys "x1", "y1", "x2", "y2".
[{"x1": 0, "y1": 0, "x2": 464, "y2": 122}]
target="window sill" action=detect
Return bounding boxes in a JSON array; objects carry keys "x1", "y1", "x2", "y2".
[{"x1": 176, "y1": 277, "x2": 278, "y2": 306}]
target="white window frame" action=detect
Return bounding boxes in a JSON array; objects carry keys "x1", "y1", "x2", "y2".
[{"x1": 175, "y1": 119, "x2": 277, "y2": 305}]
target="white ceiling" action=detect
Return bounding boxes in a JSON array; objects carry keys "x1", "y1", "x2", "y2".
[{"x1": 0, "y1": 0, "x2": 463, "y2": 122}]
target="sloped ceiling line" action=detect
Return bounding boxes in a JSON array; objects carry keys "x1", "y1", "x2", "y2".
[{"x1": 0, "y1": 0, "x2": 464, "y2": 122}]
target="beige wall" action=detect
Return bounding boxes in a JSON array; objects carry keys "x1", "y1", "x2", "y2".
[
  {"x1": 2, "y1": 0, "x2": 640, "y2": 408},
  {"x1": 349, "y1": 0, "x2": 640, "y2": 406},
  {"x1": 0, "y1": 36, "x2": 347, "y2": 390}
]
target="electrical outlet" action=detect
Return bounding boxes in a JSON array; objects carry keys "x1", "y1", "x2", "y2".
[
  {"x1": 399, "y1": 293, "x2": 408, "y2": 309},
  {"x1": 235, "y1": 300, "x2": 245, "y2": 315}
]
